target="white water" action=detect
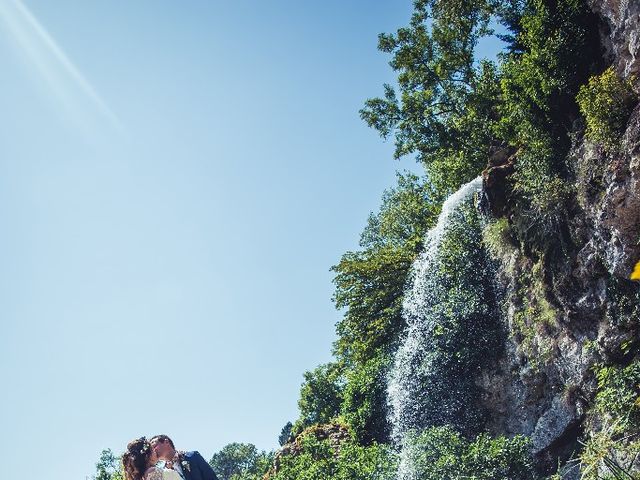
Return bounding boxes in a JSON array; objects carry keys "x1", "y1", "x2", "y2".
[{"x1": 387, "y1": 177, "x2": 484, "y2": 480}]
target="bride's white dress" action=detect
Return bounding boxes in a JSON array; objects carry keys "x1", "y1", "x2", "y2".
[{"x1": 144, "y1": 467, "x2": 183, "y2": 480}]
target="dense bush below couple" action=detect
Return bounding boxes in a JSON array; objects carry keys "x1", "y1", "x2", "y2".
[{"x1": 122, "y1": 434, "x2": 219, "y2": 480}]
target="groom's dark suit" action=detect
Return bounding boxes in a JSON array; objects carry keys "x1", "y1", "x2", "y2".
[{"x1": 180, "y1": 451, "x2": 219, "y2": 480}]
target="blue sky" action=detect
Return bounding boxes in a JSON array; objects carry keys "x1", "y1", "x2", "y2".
[
  {"x1": 0, "y1": 1, "x2": 416, "y2": 478},
  {"x1": 0, "y1": 2, "x2": 503, "y2": 479}
]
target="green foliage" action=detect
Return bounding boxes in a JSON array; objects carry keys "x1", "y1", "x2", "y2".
[
  {"x1": 209, "y1": 443, "x2": 273, "y2": 480},
  {"x1": 360, "y1": 1, "x2": 505, "y2": 196},
  {"x1": 332, "y1": 245, "x2": 414, "y2": 366},
  {"x1": 341, "y1": 356, "x2": 391, "y2": 444},
  {"x1": 402, "y1": 426, "x2": 536, "y2": 480},
  {"x1": 279, "y1": 422, "x2": 293, "y2": 447},
  {"x1": 579, "y1": 359, "x2": 640, "y2": 479},
  {"x1": 326, "y1": 173, "x2": 439, "y2": 444},
  {"x1": 577, "y1": 67, "x2": 637, "y2": 150},
  {"x1": 579, "y1": 422, "x2": 640, "y2": 480},
  {"x1": 296, "y1": 363, "x2": 344, "y2": 429},
  {"x1": 498, "y1": 0, "x2": 601, "y2": 250},
  {"x1": 482, "y1": 217, "x2": 517, "y2": 260},
  {"x1": 93, "y1": 449, "x2": 123, "y2": 480},
  {"x1": 270, "y1": 428, "x2": 396, "y2": 480},
  {"x1": 332, "y1": 172, "x2": 438, "y2": 367},
  {"x1": 511, "y1": 258, "x2": 558, "y2": 370},
  {"x1": 594, "y1": 359, "x2": 640, "y2": 432}
]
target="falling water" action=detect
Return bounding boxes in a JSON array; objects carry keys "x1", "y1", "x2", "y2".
[{"x1": 386, "y1": 177, "x2": 500, "y2": 479}]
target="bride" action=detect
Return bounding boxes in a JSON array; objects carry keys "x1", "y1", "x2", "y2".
[{"x1": 122, "y1": 437, "x2": 183, "y2": 480}]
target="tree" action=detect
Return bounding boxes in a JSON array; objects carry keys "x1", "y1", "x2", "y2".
[
  {"x1": 278, "y1": 422, "x2": 293, "y2": 446},
  {"x1": 93, "y1": 449, "x2": 123, "y2": 480},
  {"x1": 341, "y1": 356, "x2": 392, "y2": 444},
  {"x1": 209, "y1": 443, "x2": 273, "y2": 480},
  {"x1": 296, "y1": 363, "x2": 344, "y2": 429},
  {"x1": 360, "y1": 1, "x2": 508, "y2": 196},
  {"x1": 332, "y1": 172, "x2": 437, "y2": 368}
]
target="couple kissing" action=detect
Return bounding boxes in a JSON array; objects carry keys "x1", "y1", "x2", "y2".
[{"x1": 122, "y1": 434, "x2": 219, "y2": 480}]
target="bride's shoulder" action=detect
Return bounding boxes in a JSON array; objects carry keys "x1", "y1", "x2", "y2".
[{"x1": 143, "y1": 467, "x2": 163, "y2": 480}]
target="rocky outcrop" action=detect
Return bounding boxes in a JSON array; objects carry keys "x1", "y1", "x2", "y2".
[
  {"x1": 265, "y1": 423, "x2": 351, "y2": 479},
  {"x1": 589, "y1": 0, "x2": 640, "y2": 79},
  {"x1": 477, "y1": 2, "x2": 640, "y2": 475}
]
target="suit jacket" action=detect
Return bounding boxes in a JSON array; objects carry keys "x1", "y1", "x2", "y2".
[{"x1": 178, "y1": 451, "x2": 219, "y2": 480}]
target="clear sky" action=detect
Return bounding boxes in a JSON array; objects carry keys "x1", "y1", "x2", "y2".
[
  {"x1": 0, "y1": 2, "x2": 503, "y2": 479},
  {"x1": 0, "y1": 1, "x2": 418, "y2": 479}
]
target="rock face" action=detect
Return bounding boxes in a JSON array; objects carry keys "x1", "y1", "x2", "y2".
[
  {"x1": 477, "y1": 1, "x2": 640, "y2": 475},
  {"x1": 589, "y1": 0, "x2": 640, "y2": 78}
]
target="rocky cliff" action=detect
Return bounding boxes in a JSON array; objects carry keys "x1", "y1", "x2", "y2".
[{"x1": 480, "y1": 1, "x2": 640, "y2": 475}]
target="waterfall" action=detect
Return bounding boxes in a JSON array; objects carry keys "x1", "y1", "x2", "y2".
[{"x1": 386, "y1": 177, "x2": 500, "y2": 480}]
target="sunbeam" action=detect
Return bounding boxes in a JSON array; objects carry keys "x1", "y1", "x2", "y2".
[{"x1": 0, "y1": 0, "x2": 122, "y2": 131}]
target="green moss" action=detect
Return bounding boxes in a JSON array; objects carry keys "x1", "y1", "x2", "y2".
[
  {"x1": 576, "y1": 67, "x2": 637, "y2": 151},
  {"x1": 511, "y1": 259, "x2": 559, "y2": 371},
  {"x1": 483, "y1": 218, "x2": 517, "y2": 261}
]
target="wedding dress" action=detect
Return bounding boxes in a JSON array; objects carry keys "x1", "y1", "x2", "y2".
[{"x1": 143, "y1": 467, "x2": 183, "y2": 480}]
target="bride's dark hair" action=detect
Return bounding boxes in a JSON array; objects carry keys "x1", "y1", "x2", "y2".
[{"x1": 122, "y1": 436, "x2": 152, "y2": 480}]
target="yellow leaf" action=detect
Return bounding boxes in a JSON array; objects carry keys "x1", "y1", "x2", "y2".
[{"x1": 632, "y1": 261, "x2": 640, "y2": 280}]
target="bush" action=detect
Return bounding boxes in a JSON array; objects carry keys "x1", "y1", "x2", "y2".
[
  {"x1": 576, "y1": 67, "x2": 637, "y2": 150},
  {"x1": 579, "y1": 359, "x2": 640, "y2": 479},
  {"x1": 270, "y1": 426, "x2": 397, "y2": 480},
  {"x1": 341, "y1": 356, "x2": 391, "y2": 444},
  {"x1": 483, "y1": 217, "x2": 517, "y2": 260},
  {"x1": 400, "y1": 426, "x2": 536, "y2": 480},
  {"x1": 594, "y1": 359, "x2": 640, "y2": 432},
  {"x1": 209, "y1": 443, "x2": 273, "y2": 480},
  {"x1": 296, "y1": 363, "x2": 344, "y2": 429},
  {"x1": 498, "y1": 0, "x2": 602, "y2": 251}
]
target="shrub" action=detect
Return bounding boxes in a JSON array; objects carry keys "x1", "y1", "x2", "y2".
[
  {"x1": 400, "y1": 426, "x2": 536, "y2": 480},
  {"x1": 576, "y1": 67, "x2": 637, "y2": 150},
  {"x1": 579, "y1": 359, "x2": 640, "y2": 479},
  {"x1": 341, "y1": 356, "x2": 392, "y2": 444},
  {"x1": 483, "y1": 217, "x2": 516, "y2": 260},
  {"x1": 270, "y1": 426, "x2": 397, "y2": 480},
  {"x1": 296, "y1": 363, "x2": 344, "y2": 430}
]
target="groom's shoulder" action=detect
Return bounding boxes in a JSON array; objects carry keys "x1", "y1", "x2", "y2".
[{"x1": 183, "y1": 450, "x2": 203, "y2": 460}]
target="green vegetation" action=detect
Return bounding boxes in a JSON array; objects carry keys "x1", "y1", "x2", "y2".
[
  {"x1": 295, "y1": 362, "x2": 344, "y2": 433},
  {"x1": 209, "y1": 443, "x2": 273, "y2": 480},
  {"x1": 93, "y1": 449, "x2": 123, "y2": 480},
  {"x1": 278, "y1": 422, "x2": 293, "y2": 447},
  {"x1": 401, "y1": 426, "x2": 536, "y2": 480},
  {"x1": 331, "y1": 171, "x2": 438, "y2": 369},
  {"x1": 340, "y1": 355, "x2": 392, "y2": 445},
  {"x1": 483, "y1": 217, "x2": 517, "y2": 261},
  {"x1": 511, "y1": 258, "x2": 558, "y2": 370},
  {"x1": 576, "y1": 67, "x2": 637, "y2": 150},
  {"x1": 498, "y1": 0, "x2": 601, "y2": 250},
  {"x1": 580, "y1": 359, "x2": 640, "y2": 479},
  {"x1": 269, "y1": 425, "x2": 396, "y2": 480},
  {"x1": 360, "y1": 0, "x2": 504, "y2": 196},
  {"x1": 329, "y1": 171, "x2": 438, "y2": 442}
]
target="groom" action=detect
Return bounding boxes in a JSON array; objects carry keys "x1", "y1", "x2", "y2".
[{"x1": 150, "y1": 434, "x2": 219, "y2": 480}]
